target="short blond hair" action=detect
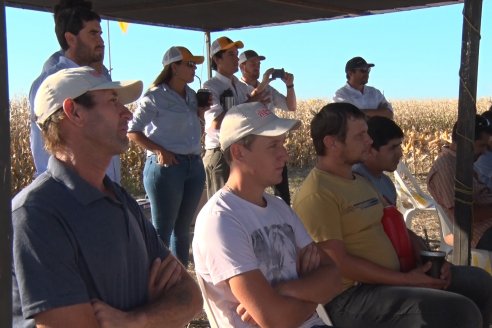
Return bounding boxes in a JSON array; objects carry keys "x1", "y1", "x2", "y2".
[{"x1": 40, "y1": 109, "x2": 66, "y2": 154}]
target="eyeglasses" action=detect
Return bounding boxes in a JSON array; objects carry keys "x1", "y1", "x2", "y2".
[
  {"x1": 185, "y1": 61, "x2": 197, "y2": 68},
  {"x1": 357, "y1": 68, "x2": 371, "y2": 74}
]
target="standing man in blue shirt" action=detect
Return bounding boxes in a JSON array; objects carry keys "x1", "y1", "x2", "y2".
[{"x1": 29, "y1": 0, "x2": 121, "y2": 182}]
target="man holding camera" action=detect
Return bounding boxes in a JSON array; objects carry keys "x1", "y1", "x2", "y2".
[{"x1": 238, "y1": 49, "x2": 297, "y2": 205}]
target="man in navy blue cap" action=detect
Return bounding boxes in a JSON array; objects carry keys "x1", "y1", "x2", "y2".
[{"x1": 333, "y1": 56, "x2": 393, "y2": 119}]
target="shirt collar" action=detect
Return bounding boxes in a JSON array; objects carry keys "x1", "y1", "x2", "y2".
[{"x1": 46, "y1": 156, "x2": 124, "y2": 206}]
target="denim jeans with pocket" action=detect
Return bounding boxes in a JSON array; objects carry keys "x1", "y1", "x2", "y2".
[{"x1": 143, "y1": 154, "x2": 205, "y2": 266}]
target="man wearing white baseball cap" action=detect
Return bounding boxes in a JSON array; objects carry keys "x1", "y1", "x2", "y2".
[
  {"x1": 193, "y1": 102, "x2": 342, "y2": 328},
  {"x1": 12, "y1": 66, "x2": 202, "y2": 328},
  {"x1": 203, "y1": 37, "x2": 269, "y2": 200}
]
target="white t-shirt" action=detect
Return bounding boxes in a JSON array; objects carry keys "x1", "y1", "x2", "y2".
[
  {"x1": 333, "y1": 83, "x2": 393, "y2": 112},
  {"x1": 192, "y1": 189, "x2": 323, "y2": 328}
]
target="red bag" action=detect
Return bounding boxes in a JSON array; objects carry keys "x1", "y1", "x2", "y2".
[{"x1": 381, "y1": 206, "x2": 416, "y2": 272}]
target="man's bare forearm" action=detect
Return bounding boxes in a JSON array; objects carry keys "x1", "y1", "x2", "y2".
[{"x1": 134, "y1": 272, "x2": 203, "y2": 328}]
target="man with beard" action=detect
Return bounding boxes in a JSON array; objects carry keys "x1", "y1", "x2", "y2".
[
  {"x1": 13, "y1": 67, "x2": 203, "y2": 327},
  {"x1": 29, "y1": 0, "x2": 121, "y2": 182},
  {"x1": 333, "y1": 56, "x2": 393, "y2": 119},
  {"x1": 238, "y1": 49, "x2": 296, "y2": 205},
  {"x1": 293, "y1": 102, "x2": 492, "y2": 328}
]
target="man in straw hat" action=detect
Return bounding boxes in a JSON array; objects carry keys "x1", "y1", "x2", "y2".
[
  {"x1": 12, "y1": 66, "x2": 202, "y2": 327},
  {"x1": 193, "y1": 102, "x2": 341, "y2": 327}
]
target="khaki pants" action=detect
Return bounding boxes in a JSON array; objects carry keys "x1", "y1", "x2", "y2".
[{"x1": 203, "y1": 148, "x2": 229, "y2": 199}]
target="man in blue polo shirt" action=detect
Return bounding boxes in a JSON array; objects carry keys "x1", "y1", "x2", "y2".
[{"x1": 12, "y1": 67, "x2": 202, "y2": 327}]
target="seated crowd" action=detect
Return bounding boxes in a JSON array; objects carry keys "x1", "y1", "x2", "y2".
[{"x1": 12, "y1": 1, "x2": 492, "y2": 326}]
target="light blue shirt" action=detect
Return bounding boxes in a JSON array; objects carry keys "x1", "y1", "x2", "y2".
[
  {"x1": 475, "y1": 150, "x2": 492, "y2": 190},
  {"x1": 353, "y1": 163, "x2": 397, "y2": 205},
  {"x1": 29, "y1": 52, "x2": 121, "y2": 182},
  {"x1": 128, "y1": 84, "x2": 202, "y2": 156}
]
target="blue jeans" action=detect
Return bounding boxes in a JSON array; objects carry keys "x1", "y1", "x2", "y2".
[
  {"x1": 325, "y1": 266, "x2": 492, "y2": 328},
  {"x1": 143, "y1": 154, "x2": 205, "y2": 266}
]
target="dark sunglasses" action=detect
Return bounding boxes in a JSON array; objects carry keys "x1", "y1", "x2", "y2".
[
  {"x1": 357, "y1": 68, "x2": 371, "y2": 74},
  {"x1": 185, "y1": 61, "x2": 197, "y2": 68}
]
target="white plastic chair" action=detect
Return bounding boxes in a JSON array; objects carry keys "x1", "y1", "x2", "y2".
[
  {"x1": 316, "y1": 304, "x2": 334, "y2": 326},
  {"x1": 393, "y1": 161, "x2": 453, "y2": 255},
  {"x1": 394, "y1": 161, "x2": 492, "y2": 274},
  {"x1": 196, "y1": 273, "x2": 334, "y2": 327}
]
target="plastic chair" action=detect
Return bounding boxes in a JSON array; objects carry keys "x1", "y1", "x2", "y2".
[
  {"x1": 394, "y1": 161, "x2": 492, "y2": 274},
  {"x1": 394, "y1": 161, "x2": 453, "y2": 254},
  {"x1": 196, "y1": 273, "x2": 334, "y2": 327},
  {"x1": 316, "y1": 304, "x2": 334, "y2": 326}
]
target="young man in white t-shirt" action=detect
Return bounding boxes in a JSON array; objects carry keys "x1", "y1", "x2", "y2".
[{"x1": 193, "y1": 102, "x2": 342, "y2": 328}]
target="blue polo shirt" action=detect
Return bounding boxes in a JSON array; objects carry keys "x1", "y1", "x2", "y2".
[{"x1": 12, "y1": 156, "x2": 169, "y2": 327}]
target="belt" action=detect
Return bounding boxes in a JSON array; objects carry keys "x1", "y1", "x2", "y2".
[{"x1": 175, "y1": 153, "x2": 200, "y2": 160}]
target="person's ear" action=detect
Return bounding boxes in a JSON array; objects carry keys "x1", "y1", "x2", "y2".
[
  {"x1": 64, "y1": 32, "x2": 76, "y2": 48},
  {"x1": 62, "y1": 98, "x2": 84, "y2": 126},
  {"x1": 230, "y1": 143, "x2": 244, "y2": 162},
  {"x1": 323, "y1": 135, "x2": 337, "y2": 150}
]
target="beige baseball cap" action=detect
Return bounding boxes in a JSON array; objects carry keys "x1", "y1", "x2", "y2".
[
  {"x1": 34, "y1": 66, "x2": 143, "y2": 124},
  {"x1": 219, "y1": 102, "x2": 301, "y2": 151}
]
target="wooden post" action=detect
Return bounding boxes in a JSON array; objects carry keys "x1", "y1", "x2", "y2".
[
  {"x1": 0, "y1": 0, "x2": 12, "y2": 326},
  {"x1": 453, "y1": 0, "x2": 483, "y2": 265}
]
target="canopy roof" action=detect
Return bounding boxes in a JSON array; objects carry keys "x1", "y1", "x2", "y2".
[{"x1": 6, "y1": 0, "x2": 462, "y2": 31}]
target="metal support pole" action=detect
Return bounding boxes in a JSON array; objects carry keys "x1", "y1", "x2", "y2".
[
  {"x1": 453, "y1": 0, "x2": 483, "y2": 265},
  {"x1": 205, "y1": 31, "x2": 212, "y2": 79},
  {"x1": 0, "y1": 0, "x2": 12, "y2": 326}
]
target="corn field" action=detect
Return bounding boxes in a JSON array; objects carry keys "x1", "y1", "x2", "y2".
[{"x1": 9, "y1": 96, "x2": 492, "y2": 196}]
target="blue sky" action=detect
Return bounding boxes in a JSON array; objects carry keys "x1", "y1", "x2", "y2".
[{"x1": 5, "y1": 2, "x2": 492, "y2": 101}]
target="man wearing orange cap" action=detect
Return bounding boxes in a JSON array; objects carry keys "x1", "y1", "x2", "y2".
[{"x1": 202, "y1": 37, "x2": 267, "y2": 199}]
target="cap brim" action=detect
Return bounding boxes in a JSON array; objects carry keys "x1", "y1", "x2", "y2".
[
  {"x1": 239, "y1": 55, "x2": 266, "y2": 65},
  {"x1": 90, "y1": 80, "x2": 143, "y2": 105},
  {"x1": 223, "y1": 41, "x2": 244, "y2": 52},
  {"x1": 254, "y1": 117, "x2": 301, "y2": 137}
]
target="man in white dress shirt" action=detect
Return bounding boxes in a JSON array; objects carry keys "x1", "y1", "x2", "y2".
[{"x1": 333, "y1": 56, "x2": 393, "y2": 119}]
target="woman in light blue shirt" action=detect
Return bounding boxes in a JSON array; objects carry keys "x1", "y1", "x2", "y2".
[{"x1": 128, "y1": 46, "x2": 207, "y2": 266}]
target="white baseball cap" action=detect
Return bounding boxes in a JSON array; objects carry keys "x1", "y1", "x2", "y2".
[
  {"x1": 34, "y1": 66, "x2": 143, "y2": 124},
  {"x1": 219, "y1": 102, "x2": 301, "y2": 151},
  {"x1": 162, "y1": 46, "x2": 204, "y2": 67},
  {"x1": 211, "y1": 36, "x2": 244, "y2": 56}
]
